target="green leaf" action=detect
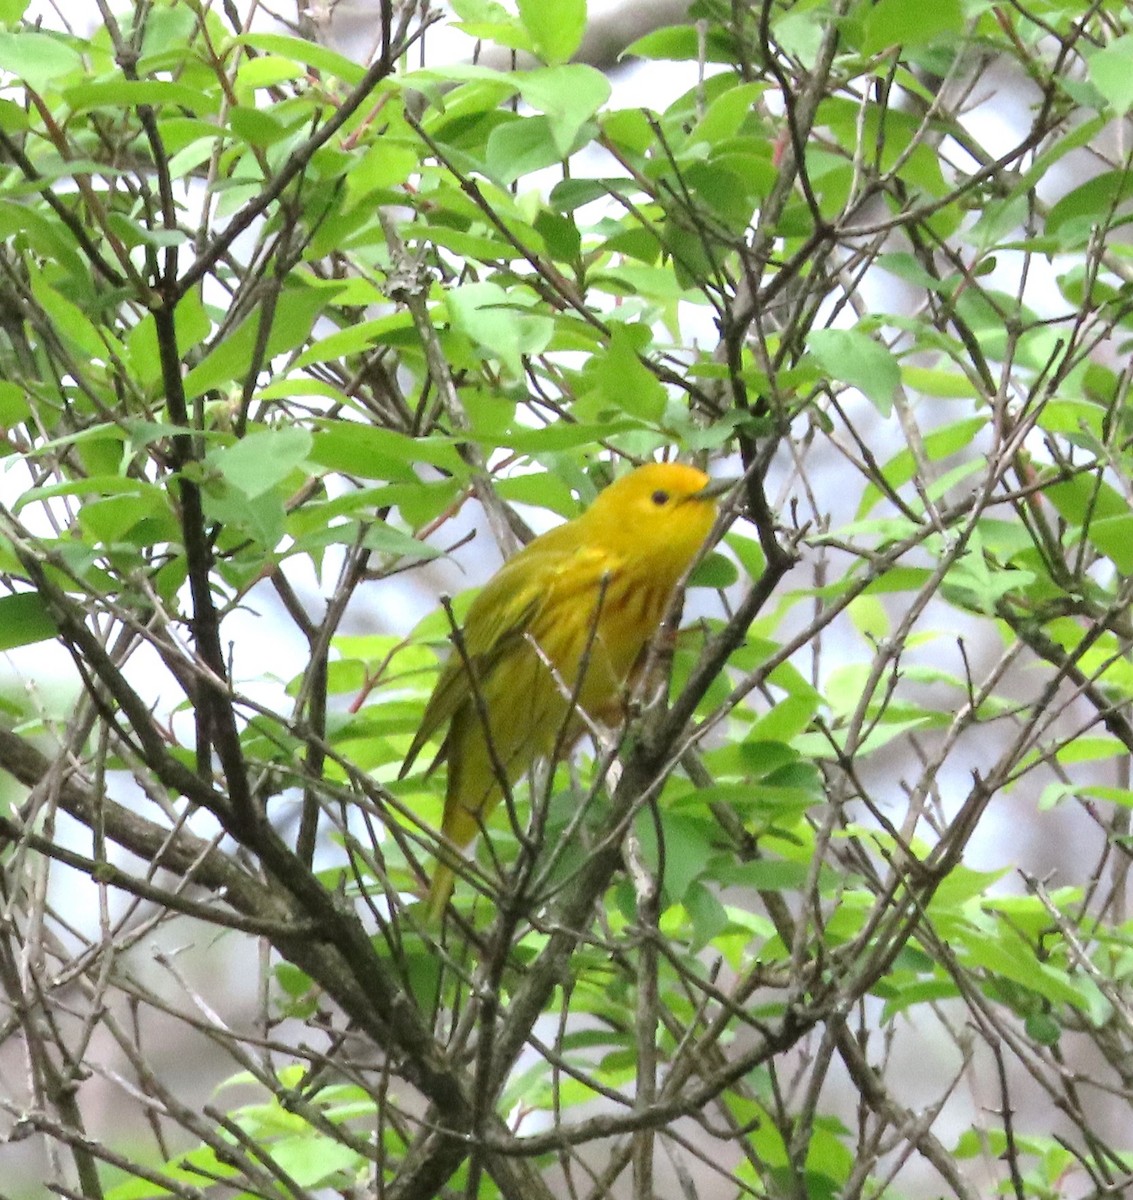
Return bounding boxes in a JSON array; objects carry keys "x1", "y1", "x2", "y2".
[
  {"x1": 1054, "y1": 736, "x2": 1126, "y2": 766},
  {"x1": 14, "y1": 475, "x2": 157, "y2": 515},
  {"x1": 412, "y1": 70, "x2": 519, "y2": 131},
  {"x1": 517, "y1": 0, "x2": 586, "y2": 65},
  {"x1": 942, "y1": 535, "x2": 1035, "y2": 614},
  {"x1": 126, "y1": 288, "x2": 211, "y2": 388},
  {"x1": 0, "y1": 30, "x2": 83, "y2": 89},
  {"x1": 266, "y1": 1132, "x2": 360, "y2": 1187},
  {"x1": 360, "y1": 524, "x2": 442, "y2": 562},
  {"x1": 486, "y1": 115, "x2": 566, "y2": 183},
  {"x1": 749, "y1": 694, "x2": 818, "y2": 743},
  {"x1": 1086, "y1": 513, "x2": 1133, "y2": 572},
  {"x1": 719, "y1": 858, "x2": 811, "y2": 892},
  {"x1": 690, "y1": 81, "x2": 767, "y2": 145},
  {"x1": 106, "y1": 1145, "x2": 240, "y2": 1200},
  {"x1": 450, "y1": 0, "x2": 535, "y2": 54},
  {"x1": 208, "y1": 428, "x2": 313, "y2": 499},
  {"x1": 858, "y1": 416, "x2": 986, "y2": 517},
  {"x1": 534, "y1": 208, "x2": 581, "y2": 263},
  {"x1": 953, "y1": 925, "x2": 1087, "y2": 1011},
  {"x1": 581, "y1": 323, "x2": 666, "y2": 422},
  {"x1": 515, "y1": 65, "x2": 610, "y2": 157},
  {"x1": 445, "y1": 281, "x2": 553, "y2": 377},
  {"x1": 550, "y1": 176, "x2": 623, "y2": 212},
  {"x1": 684, "y1": 881, "x2": 729, "y2": 950},
  {"x1": 809, "y1": 328, "x2": 900, "y2": 415},
  {"x1": 1024, "y1": 1011, "x2": 1062, "y2": 1046},
  {"x1": 774, "y1": 7, "x2": 828, "y2": 63},
  {"x1": 79, "y1": 493, "x2": 178, "y2": 546},
  {"x1": 1088, "y1": 36, "x2": 1133, "y2": 115},
  {"x1": 1041, "y1": 781, "x2": 1133, "y2": 811},
  {"x1": 1047, "y1": 169, "x2": 1133, "y2": 248},
  {"x1": 901, "y1": 366, "x2": 980, "y2": 398},
  {"x1": 0, "y1": 592, "x2": 58, "y2": 650},
  {"x1": 0, "y1": 200, "x2": 84, "y2": 279},
  {"x1": 623, "y1": 25, "x2": 739, "y2": 64},
  {"x1": 634, "y1": 809, "x2": 715, "y2": 898},
  {"x1": 64, "y1": 80, "x2": 221, "y2": 115},
  {"x1": 30, "y1": 276, "x2": 109, "y2": 360},
  {"x1": 0, "y1": 381, "x2": 29, "y2": 425},
  {"x1": 202, "y1": 486, "x2": 285, "y2": 552},
  {"x1": 346, "y1": 139, "x2": 419, "y2": 200},
  {"x1": 229, "y1": 106, "x2": 288, "y2": 148},
  {"x1": 861, "y1": 0, "x2": 965, "y2": 54},
  {"x1": 292, "y1": 312, "x2": 415, "y2": 368},
  {"x1": 876, "y1": 251, "x2": 944, "y2": 290},
  {"x1": 494, "y1": 471, "x2": 578, "y2": 517},
  {"x1": 847, "y1": 594, "x2": 888, "y2": 640},
  {"x1": 1044, "y1": 473, "x2": 1127, "y2": 526},
  {"x1": 235, "y1": 32, "x2": 368, "y2": 85},
  {"x1": 880, "y1": 975, "x2": 961, "y2": 1022},
  {"x1": 309, "y1": 424, "x2": 462, "y2": 480},
  {"x1": 235, "y1": 56, "x2": 306, "y2": 94},
  {"x1": 928, "y1": 862, "x2": 1011, "y2": 910},
  {"x1": 183, "y1": 283, "x2": 329, "y2": 400},
  {"x1": 0, "y1": 97, "x2": 26, "y2": 131},
  {"x1": 689, "y1": 551, "x2": 739, "y2": 589}
]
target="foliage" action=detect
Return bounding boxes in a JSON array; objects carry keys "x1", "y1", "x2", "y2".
[{"x1": 1, "y1": 0, "x2": 1133, "y2": 1197}]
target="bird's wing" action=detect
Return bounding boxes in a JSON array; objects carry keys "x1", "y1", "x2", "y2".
[{"x1": 400, "y1": 537, "x2": 602, "y2": 777}]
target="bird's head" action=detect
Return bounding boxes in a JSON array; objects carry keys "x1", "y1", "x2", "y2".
[{"x1": 583, "y1": 462, "x2": 732, "y2": 579}]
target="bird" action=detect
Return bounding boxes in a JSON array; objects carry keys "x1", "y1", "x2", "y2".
[{"x1": 400, "y1": 461, "x2": 732, "y2": 917}]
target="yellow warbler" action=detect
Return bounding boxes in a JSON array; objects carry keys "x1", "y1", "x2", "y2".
[{"x1": 402, "y1": 462, "x2": 730, "y2": 916}]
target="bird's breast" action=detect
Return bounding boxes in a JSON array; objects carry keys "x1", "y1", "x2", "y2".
[{"x1": 524, "y1": 559, "x2": 675, "y2": 712}]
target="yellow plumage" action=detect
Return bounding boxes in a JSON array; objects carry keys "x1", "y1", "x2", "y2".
[{"x1": 401, "y1": 462, "x2": 729, "y2": 915}]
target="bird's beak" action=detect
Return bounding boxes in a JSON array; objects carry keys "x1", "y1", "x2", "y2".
[{"x1": 694, "y1": 477, "x2": 739, "y2": 502}]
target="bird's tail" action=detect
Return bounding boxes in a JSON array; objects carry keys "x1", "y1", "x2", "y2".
[
  {"x1": 426, "y1": 782, "x2": 484, "y2": 920},
  {"x1": 426, "y1": 861, "x2": 456, "y2": 921}
]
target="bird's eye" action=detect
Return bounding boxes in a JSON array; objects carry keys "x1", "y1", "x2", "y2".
[{"x1": 651, "y1": 489, "x2": 669, "y2": 506}]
